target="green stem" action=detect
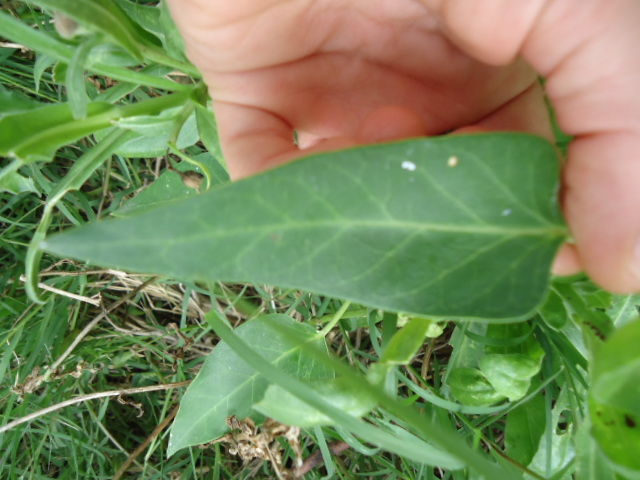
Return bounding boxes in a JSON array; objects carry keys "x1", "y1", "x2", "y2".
[{"x1": 319, "y1": 301, "x2": 352, "y2": 337}]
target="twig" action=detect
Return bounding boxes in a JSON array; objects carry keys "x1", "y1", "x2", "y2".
[
  {"x1": 112, "y1": 405, "x2": 180, "y2": 480},
  {"x1": 18, "y1": 275, "x2": 101, "y2": 306},
  {"x1": 295, "y1": 442, "x2": 351, "y2": 477},
  {"x1": 46, "y1": 276, "x2": 159, "y2": 377},
  {"x1": 0, "y1": 381, "x2": 191, "y2": 435}
]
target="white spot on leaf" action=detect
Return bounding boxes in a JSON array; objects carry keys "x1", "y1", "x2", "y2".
[
  {"x1": 402, "y1": 161, "x2": 417, "y2": 171},
  {"x1": 447, "y1": 156, "x2": 459, "y2": 167}
]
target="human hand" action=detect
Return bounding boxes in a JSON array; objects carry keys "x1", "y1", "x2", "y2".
[{"x1": 167, "y1": 0, "x2": 640, "y2": 293}]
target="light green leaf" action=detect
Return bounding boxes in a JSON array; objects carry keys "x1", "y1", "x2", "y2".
[
  {"x1": 0, "y1": 90, "x2": 41, "y2": 117},
  {"x1": 66, "y1": 36, "x2": 99, "y2": 119},
  {"x1": 540, "y1": 288, "x2": 569, "y2": 330},
  {"x1": 0, "y1": 90, "x2": 191, "y2": 163},
  {"x1": 590, "y1": 397, "x2": 640, "y2": 475},
  {"x1": 447, "y1": 368, "x2": 506, "y2": 407},
  {"x1": 167, "y1": 314, "x2": 333, "y2": 455},
  {"x1": 592, "y1": 320, "x2": 640, "y2": 420},
  {"x1": 254, "y1": 377, "x2": 376, "y2": 428},
  {"x1": 31, "y1": 0, "x2": 149, "y2": 59},
  {"x1": 41, "y1": 133, "x2": 567, "y2": 319},
  {"x1": 608, "y1": 294, "x2": 640, "y2": 328},
  {"x1": 94, "y1": 106, "x2": 200, "y2": 158},
  {"x1": 0, "y1": 168, "x2": 38, "y2": 195},
  {"x1": 575, "y1": 419, "x2": 621, "y2": 480},
  {"x1": 381, "y1": 317, "x2": 434, "y2": 365},
  {"x1": 480, "y1": 353, "x2": 540, "y2": 401},
  {"x1": 505, "y1": 378, "x2": 546, "y2": 466}
]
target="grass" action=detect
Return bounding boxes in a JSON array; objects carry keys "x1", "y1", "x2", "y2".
[{"x1": 1, "y1": 1, "x2": 639, "y2": 479}]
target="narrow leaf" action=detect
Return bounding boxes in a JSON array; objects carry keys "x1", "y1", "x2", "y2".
[
  {"x1": 0, "y1": 90, "x2": 191, "y2": 163},
  {"x1": 42, "y1": 133, "x2": 567, "y2": 319},
  {"x1": 32, "y1": 0, "x2": 148, "y2": 59}
]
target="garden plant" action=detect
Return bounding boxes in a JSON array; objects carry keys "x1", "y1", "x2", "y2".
[{"x1": 1, "y1": 1, "x2": 639, "y2": 479}]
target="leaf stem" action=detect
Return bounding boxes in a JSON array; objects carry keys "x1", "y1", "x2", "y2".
[{"x1": 319, "y1": 301, "x2": 352, "y2": 337}]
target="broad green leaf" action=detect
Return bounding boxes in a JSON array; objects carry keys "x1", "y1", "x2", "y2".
[
  {"x1": 167, "y1": 314, "x2": 333, "y2": 455},
  {"x1": 592, "y1": 320, "x2": 640, "y2": 419},
  {"x1": 447, "y1": 368, "x2": 506, "y2": 406},
  {"x1": 0, "y1": 90, "x2": 191, "y2": 163},
  {"x1": 505, "y1": 377, "x2": 546, "y2": 466},
  {"x1": 480, "y1": 353, "x2": 541, "y2": 401},
  {"x1": 590, "y1": 397, "x2": 640, "y2": 475},
  {"x1": 42, "y1": 133, "x2": 567, "y2": 319},
  {"x1": 31, "y1": 0, "x2": 149, "y2": 59},
  {"x1": 254, "y1": 377, "x2": 376, "y2": 427}
]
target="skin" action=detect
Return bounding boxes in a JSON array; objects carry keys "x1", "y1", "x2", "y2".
[{"x1": 167, "y1": 0, "x2": 640, "y2": 293}]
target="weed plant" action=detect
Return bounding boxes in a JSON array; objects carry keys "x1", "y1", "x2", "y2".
[{"x1": 1, "y1": 2, "x2": 639, "y2": 479}]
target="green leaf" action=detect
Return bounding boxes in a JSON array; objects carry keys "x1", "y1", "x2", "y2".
[
  {"x1": 66, "y1": 35, "x2": 100, "y2": 119},
  {"x1": 114, "y1": 153, "x2": 228, "y2": 218},
  {"x1": 380, "y1": 317, "x2": 434, "y2": 365},
  {"x1": 555, "y1": 283, "x2": 615, "y2": 355},
  {"x1": 0, "y1": 170, "x2": 38, "y2": 195},
  {"x1": 575, "y1": 419, "x2": 622, "y2": 480},
  {"x1": 206, "y1": 311, "x2": 486, "y2": 473},
  {"x1": 540, "y1": 288, "x2": 569, "y2": 330},
  {"x1": 41, "y1": 133, "x2": 567, "y2": 319},
  {"x1": 447, "y1": 368, "x2": 506, "y2": 406},
  {"x1": 608, "y1": 294, "x2": 640, "y2": 328},
  {"x1": 590, "y1": 397, "x2": 640, "y2": 475},
  {"x1": 0, "y1": 90, "x2": 191, "y2": 163},
  {"x1": 480, "y1": 353, "x2": 540, "y2": 401},
  {"x1": 592, "y1": 320, "x2": 640, "y2": 420},
  {"x1": 31, "y1": 0, "x2": 148, "y2": 59},
  {"x1": 254, "y1": 377, "x2": 376, "y2": 428},
  {"x1": 505, "y1": 378, "x2": 546, "y2": 466},
  {"x1": 167, "y1": 314, "x2": 333, "y2": 455},
  {"x1": 0, "y1": 90, "x2": 41, "y2": 117},
  {"x1": 100, "y1": 106, "x2": 200, "y2": 158}
]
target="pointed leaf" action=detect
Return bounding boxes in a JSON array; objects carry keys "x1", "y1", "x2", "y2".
[
  {"x1": 167, "y1": 314, "x2": 333, "y2": 455},
  {"x1": 254, "y1": 377, "x2": 376, "y2": 428},
  {"x1": 42, "y1": 133, "x2": 567, "y2": 319}
]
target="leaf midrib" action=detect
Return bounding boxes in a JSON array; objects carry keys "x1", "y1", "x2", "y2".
[{"x1": 53, "y1": 219, "x2": 567, "y2": 250}]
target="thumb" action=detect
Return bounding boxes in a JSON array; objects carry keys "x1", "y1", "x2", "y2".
[{"x1": 425, "y1": 0, "x2": 640, "y2": 292}]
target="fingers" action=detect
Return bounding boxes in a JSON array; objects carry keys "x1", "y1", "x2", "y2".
[
  {"x1": 428, "y1": 0, "x2": 640, "y2": 292},
  {"x1": 215, "y1": 101, "x2": 360, "y2": 179}
]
